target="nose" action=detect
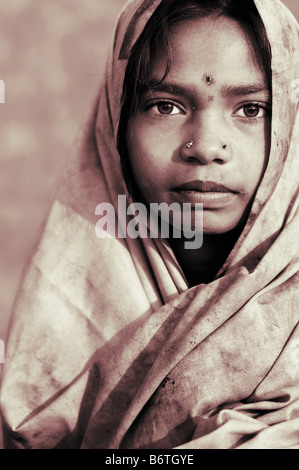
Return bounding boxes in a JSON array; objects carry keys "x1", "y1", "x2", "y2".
[{"x1": 180, "y1": 112, "x2": 232, "y2": 165}]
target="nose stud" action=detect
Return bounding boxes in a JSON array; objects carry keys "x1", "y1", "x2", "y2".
[{"x1": 185, "y1": 141, "x2": 227, "y2": 150}]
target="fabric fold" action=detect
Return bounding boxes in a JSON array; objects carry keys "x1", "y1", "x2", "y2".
[{"x1": 0, "y1": 0, "x2": 298, "y2": 449}]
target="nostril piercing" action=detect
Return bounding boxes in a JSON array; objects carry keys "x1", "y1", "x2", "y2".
[{"x1": 186, "y1": 140, "x2": 193, "y2": 149}]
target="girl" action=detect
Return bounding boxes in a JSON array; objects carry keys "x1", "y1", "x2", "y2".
[{"x1": 0, "y1": 0, "x2": 298, "y2": 449}]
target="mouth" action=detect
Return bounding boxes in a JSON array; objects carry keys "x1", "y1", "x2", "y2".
[
  {"x1": 173, "y1": 180, "x2": 238, "y2": 207},
  {"x1": 175, "y1": 180, "x2": 237, "y2": 193}
]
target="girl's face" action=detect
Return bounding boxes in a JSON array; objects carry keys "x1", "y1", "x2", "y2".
[{"x1": 126, "y1": 16, "x2": 271, "y2": 234}]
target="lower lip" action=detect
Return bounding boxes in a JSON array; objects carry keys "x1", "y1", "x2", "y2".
[{"x1": 173, "y1": 190, "x2": 236, "y2": 208}]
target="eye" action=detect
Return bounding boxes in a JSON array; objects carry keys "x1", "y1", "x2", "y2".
[
  {"x1": 155, "y1": 101, "x2": 182, "y2": 115},
  {"x1": 234, "y1": 103, "x2": 270, "y2": 120}
]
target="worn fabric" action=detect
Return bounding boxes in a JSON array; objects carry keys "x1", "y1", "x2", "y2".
[{"x1": 0, "y1": 0, "x2": 299, "y2": 449}]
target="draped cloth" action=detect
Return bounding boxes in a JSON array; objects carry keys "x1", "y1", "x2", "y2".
[{"x1": 1, "y1": 0, "x2": 299, "y2": 449}]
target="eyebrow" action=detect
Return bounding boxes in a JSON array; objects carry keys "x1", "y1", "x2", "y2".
[
  {"x1": 221, "y1": 84, "x2": 270, "y2": 98},
  {"x1": 143, "y1": 80, "x2": 270, "y2": 100}
]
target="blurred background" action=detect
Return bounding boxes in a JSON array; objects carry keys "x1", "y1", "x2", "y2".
[{"x1": 0, "y1": 0, "x2": 298, "y2": 450}]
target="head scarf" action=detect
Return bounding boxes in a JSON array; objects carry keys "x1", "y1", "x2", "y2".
[{"x1": 0, "y1": 0, "x2": 299, "y2": 449}]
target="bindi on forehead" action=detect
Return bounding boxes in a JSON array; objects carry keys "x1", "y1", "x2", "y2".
[{"x1": 202, "y1": 73, "x2": 215, "y2": 86}]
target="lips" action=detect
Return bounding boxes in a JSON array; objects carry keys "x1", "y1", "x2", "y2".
[
  {"x1": 174, "y1": 180, "x2": 237, "y2": 193},
  {"x1": 172, "y1": 180, "x2": 238, "y2": 207}
]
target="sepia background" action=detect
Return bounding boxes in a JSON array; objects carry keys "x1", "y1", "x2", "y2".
[{"x1": 0, "y1": 0, "x2": 298, "y2": 449}]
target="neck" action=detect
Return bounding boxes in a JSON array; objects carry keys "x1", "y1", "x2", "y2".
[{"x1": 169, "y1": 226, "x2": 243, "y2": 286}]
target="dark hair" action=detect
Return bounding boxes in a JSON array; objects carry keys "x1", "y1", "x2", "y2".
[{"x1": 117, "y1": 0, "x2": 272, "y2": 200}]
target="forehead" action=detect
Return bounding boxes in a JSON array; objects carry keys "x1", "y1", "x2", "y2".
[{"x1": 150, "y1": 16, "x2": 266, "y2": 87}]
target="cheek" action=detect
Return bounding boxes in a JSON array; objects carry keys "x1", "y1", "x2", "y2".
[
  {"x1": 255, "y1": 138, "x2": 270, "y2": 187},
  {"x1": 128, "y1": 137, "x2": 155, "y2": 182},
  {"x1": 126, "y1": 121, "x2": 171, "y2": 186},
  {"x1": 239, "y1": 126, "x2": 270, "y2": 192}
]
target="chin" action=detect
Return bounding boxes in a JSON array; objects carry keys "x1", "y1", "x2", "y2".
[
  {"x1": 202, "y1": 206, "x2": 251, "y2": 234},
  {"x1": 202, "y1": 219, "x2": 245, "y2": 236}
]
